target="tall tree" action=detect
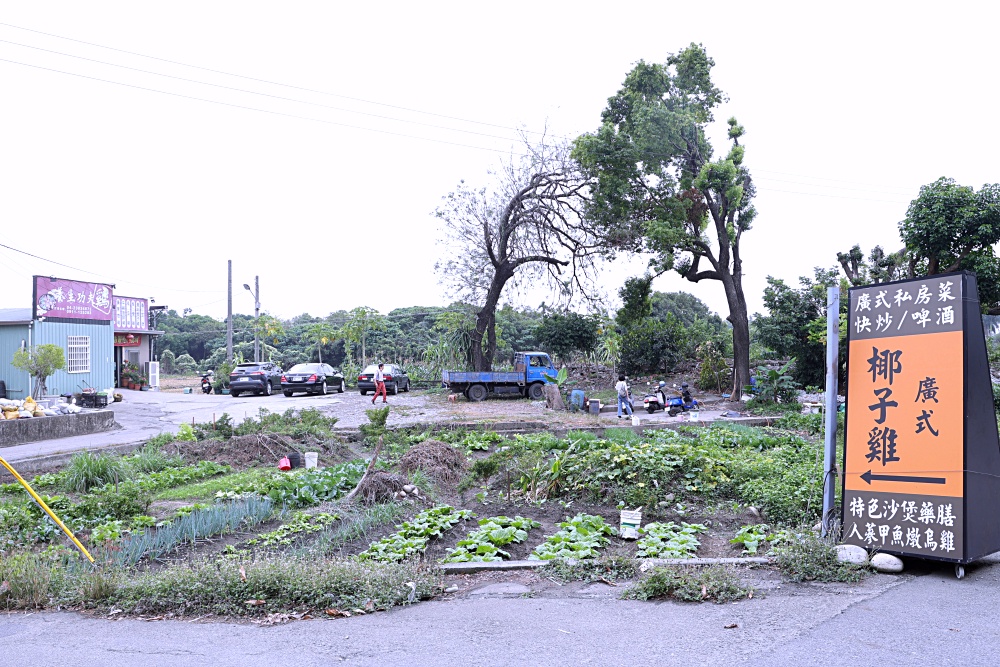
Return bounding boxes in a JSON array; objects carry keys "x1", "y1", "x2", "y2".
[
  {"x1": 838, "y1": 178, "x2": 1000, "y2": 312},
  {"x1": 574, "y1": 44, "x2": 757, "y2": 399},
  {"x1": 435, "y1": 142, "x2": 602, "y2": 371}
]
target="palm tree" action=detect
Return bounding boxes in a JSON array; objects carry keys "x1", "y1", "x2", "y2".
[{"x1": 305, "y1": 323, "x2": 335, "y2": 363}]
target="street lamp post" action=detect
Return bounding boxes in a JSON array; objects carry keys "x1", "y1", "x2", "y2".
[{"x1": 243, "y1": 277, "x2": 260, "y2": 362}]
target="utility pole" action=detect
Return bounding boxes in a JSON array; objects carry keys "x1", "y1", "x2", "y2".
[
  {"x1": 822, "y1": 285, "x2": 841, "y2": 537},
  {"x1": 243, "y1": 277, "x2": 260, "y2": 362},
  {"x1": 227, "y1": 260, "x2": 233, "y2": 363}
]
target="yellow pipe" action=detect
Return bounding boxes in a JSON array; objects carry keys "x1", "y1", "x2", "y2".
[{"x1": 0, "y1": 455, "x2": 94, "y2": 563}]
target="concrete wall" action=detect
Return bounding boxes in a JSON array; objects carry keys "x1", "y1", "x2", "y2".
[{"x1": 0, "y1": 410, "x2": 117, "y2": 448}]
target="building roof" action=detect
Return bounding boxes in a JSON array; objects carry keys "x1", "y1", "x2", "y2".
[{"x1": 0, "y1": 308, "x2": 32, "y2": 324}]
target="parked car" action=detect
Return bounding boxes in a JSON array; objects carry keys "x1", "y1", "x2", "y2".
[
  {"x1": 357, "y1": 363, "x2": 410, "y2": 395},
  {"x1": 281, "y1": 363, "x2": 345, "y2": 396},
  {"x1": 229, "y1": 362, "x2": 283, "y2": 397}
]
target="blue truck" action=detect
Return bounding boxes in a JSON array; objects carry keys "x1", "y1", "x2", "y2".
[{"x1": 441, "y1": 351, "x2": 557, "y2": 401}]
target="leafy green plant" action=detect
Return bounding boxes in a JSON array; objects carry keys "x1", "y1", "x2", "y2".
[
  {"x1": 264, "y1": 462, "x2": 365, "y2": 509},
  {"x1": 90, "y1": 520, "x2": 125, "y2": 543},
  {"x1": 358, "y1": 505, "x2": 472, "y2": 563},
  {"x1": 125, "y1": 443, "x2": 184, "y2": 474},
  {"x1": 542, "y1": 367, "x2": 569, "y2": 387},
  {"x1": 360, "y1": 406, "x2": 391, "y2": 441},
  {"x1": 623, "y1": 565, "x2": 752, "y2": 603},
  {"x1": 529, "y1": 514, "x2": 616, "y2": 561},
  {"x1": 461, "y1": 430, "x2": 504, "y2": 453},
  {"x1": 176, "y1": 423, "x2": 196, "y2": 442},
  {"x1": 751, "y1": 363, "x2": 800, "y2": 404},
  {"x1": 541, "y1": 555, "x2": 638, "y2": 583},
  {"x1": 636, "y1": 522, "x2": 708, "y2": 559},
  {"x1": 730, "y1": 523, "x2": 774, "y2": 554},
  {"x1": 441, "y1": 515, "x2": 541, "y2": 563}
]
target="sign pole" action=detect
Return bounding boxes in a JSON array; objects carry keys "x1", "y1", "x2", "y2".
[{"x1": 822, "y1": 285, "x2": 840, "y2": 536}]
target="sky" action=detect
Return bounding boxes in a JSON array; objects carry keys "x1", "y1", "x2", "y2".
[{"x1": 1, "y1": 2, "x2": 997, "y2": 325}]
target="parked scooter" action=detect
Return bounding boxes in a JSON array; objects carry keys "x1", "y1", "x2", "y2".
[
  {"x1": 201, "y1": 371, "x2": 214, "y2": 394},
  {"x1": 642, "y1": 381, "x2": 669, "y2": 414},
  {"x1": 665, "y1": 382, "x2": 699, "y2": 416}
]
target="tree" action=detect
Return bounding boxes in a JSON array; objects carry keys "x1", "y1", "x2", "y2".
[
  {"x1": 304, "y1": 322, "x2": 336, "y2": 363},
  {"x1": 753, "y1": 269, "x2": 847, "y2": 388},
  {"x1": 339, "y1": 306, "x2": 386, "y2": 367},
  {"x1": 839, "y1": 178, "x2": 1000, "y2": 312},
  {"x1": 435, "y1": 141, "x2": 603, "y2": 371},
  {"x1": 574, "y1": 44, "x2": 757, "y2": 400},
  {"x1": 615, "y1": 276, "x2": 654, "y2": 329},
  {"x1": 12, "y1": 344, "x2": 65, "y2": 398},
  {"x1": 535, "y1": 312, "x2": 599, "y2": 362}
]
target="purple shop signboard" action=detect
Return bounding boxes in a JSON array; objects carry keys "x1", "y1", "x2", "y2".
[
  {"x1": 33, "y1": 276, "x2": 114, "y2": 321},
  {"x1": 113, "y1": 296, "x2": 148, "y2": 331}
]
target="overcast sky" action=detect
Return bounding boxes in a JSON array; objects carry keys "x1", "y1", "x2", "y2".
[{"x1": 1, "y1": 2, "x2": 996, "y2": 324}]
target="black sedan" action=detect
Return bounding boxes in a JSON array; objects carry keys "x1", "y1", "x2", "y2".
[
  {"x1": 281, "y1": 363, "x2": 346, "y2": 396},
  {"x1": 357, "y1": 363, "x2": 410, "y2": 395}
]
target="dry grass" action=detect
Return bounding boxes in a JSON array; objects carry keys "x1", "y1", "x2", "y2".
[{"x1": 399, "y1": 440, "x2": 467, "y2": 484}]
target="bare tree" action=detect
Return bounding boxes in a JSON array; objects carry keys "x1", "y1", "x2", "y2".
[{"x1": 435, "y1": 142, "x2": 603, "y2": 371}]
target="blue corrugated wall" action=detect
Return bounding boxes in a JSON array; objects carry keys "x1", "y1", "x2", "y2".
[{"x1": 0, "y1": 321, "x2": 114, "y2": 397}]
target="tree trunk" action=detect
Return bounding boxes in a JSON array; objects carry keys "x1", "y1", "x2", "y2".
[
  {"x1": 722, "y1": 277, "x2": 751, "y2": 402},
  {"x1": 470, "y1": 266, "x2": 511, "y2": 372}
]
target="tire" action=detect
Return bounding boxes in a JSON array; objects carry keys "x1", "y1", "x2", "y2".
[
  {"x1": 646, "y1": 405, "x2": 656, "y2": 414},
  {"x1": 263, "y1": 381, "x2": 272, "y2": 396},
  {"x1": 283, "y1": 391, "x2": 293, "y2": 397},
  {"x1": 360, "y1": 390, "x2": 367, "y2": 396},
  {"x1": 468, "y1": 384, "x2": 487, "y2": 402},
  {"x1": 320, "y1": 381, "x2": 327, "y2": 395},
  {"x1": 403, "y1": 380, "x2": 409, "y2": 392},
  {"x1": 668, "y1": 407, "x2": 680, "y2": 417},
  {"x1": 231, "y1": 391, "x2": 241, "y2": 398},
  {"x1": 392, "y1": 382, "x2": 399, "y2": 395},
  {"x1": 527, "y1": 383, "x2": 544, "y2": 401},
  {"x1": 338, "y1": 380, "x2": 345, "y2": 393}
]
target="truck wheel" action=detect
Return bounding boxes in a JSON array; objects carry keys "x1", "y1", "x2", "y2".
[
  {"x1": 527, "y1": 383, "x2": 544, "y2": 401},
  {"x1": 468, "y1": 384, "x2": 487, "y2": 402}
]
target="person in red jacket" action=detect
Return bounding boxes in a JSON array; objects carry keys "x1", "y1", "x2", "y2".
[{"x1": 372, "y1": 363, "x2": 387, "y2": 404}]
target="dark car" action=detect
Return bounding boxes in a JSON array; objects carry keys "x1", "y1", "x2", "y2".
[
  {"x1": 281, "y1": 363, "x2": 345, "y2": 396},
  {"x1": 357, "y1": 363, "x2": 410, "y2": 395},
  {"x1": 229, "y1": 362, "x2": 283, "y2": 397}
]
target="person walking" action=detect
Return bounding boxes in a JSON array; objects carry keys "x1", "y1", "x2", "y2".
[
  {"x1": 372, "y1": 363, "x2": 388, "y2": 404},
  {"x1": 615, "y1": 374, "x2": 633, "y2": 419}
]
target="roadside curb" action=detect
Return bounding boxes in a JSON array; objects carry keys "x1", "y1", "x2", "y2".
[{"x1": 439, "y1": 556, "x2": 774, "y2": 574}]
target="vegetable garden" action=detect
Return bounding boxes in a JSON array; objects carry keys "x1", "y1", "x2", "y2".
[{"x1": 0, "y1": 406, "x2": 866, "y2": 618}]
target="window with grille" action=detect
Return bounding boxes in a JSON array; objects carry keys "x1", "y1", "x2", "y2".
[{"x1": 67, "y1": 336, "x2": 90, "y2": 373}]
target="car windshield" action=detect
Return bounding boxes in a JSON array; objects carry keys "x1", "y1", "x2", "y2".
[
  {"x1": 233, "y1": 364, "x2": 263, "y2": 373},
  {"x1": 288, "y1": 364, "x2": 322, "y2": 373}
]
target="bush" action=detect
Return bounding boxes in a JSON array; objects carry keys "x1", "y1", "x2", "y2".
[{"x1": 174, "y1": 353, "x2": 198, "y2": 375}]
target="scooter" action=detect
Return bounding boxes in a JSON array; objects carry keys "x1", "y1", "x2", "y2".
[
  {"x1": 665, "y1": 383, "x2": 699, "y2": 416},
  {"x1": 201, "y1": 371, "x2": 214, "y2": 394},
  {"x1": 642, "y1": 382, "x2": 669, "y2": 414}
]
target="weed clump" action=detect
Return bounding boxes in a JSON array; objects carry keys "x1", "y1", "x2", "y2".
[
  {"x1": 773, "y1": 532, "x2": 871, "y2": 582},
  {"x1": 623, "y1": 565, "x2": 752, "y2": 603}
]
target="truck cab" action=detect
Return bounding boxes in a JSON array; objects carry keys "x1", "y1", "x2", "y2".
[{"x1": 515, "y1": 351, "x2": 557, "y2": 385}]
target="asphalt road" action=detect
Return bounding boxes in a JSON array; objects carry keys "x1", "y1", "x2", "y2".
[{"x1": 2, "y1": 555, "x2": 995, "y2": 666}]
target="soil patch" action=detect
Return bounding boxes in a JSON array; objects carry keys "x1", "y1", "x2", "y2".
[{"x1": 353, "y1": 471, "x2": 408, "y2": 505}]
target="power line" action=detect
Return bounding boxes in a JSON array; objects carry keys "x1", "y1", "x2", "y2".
[
  {"x1": 0, "y1": 21, "x2": 554, "y2": 139},
  {"x1": 0, "y1": 57, "x2": 530, "y2": 156},
  {"x1": 754, "y1": 175, "x2": 915, "y2": 198},
  {"x1": 0, "y1": 38, "x2": 525, "y2": 145}
]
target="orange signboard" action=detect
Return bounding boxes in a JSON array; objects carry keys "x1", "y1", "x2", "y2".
[{"x1": 842, "y1": 274, "x2": 967, "y2": 560}]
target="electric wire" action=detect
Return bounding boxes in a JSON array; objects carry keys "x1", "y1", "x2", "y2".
[
  {"x1": 0, "y1": 38, "x2": 526, "y2": 145},
  {"x1": 0, "y1": 56, "x2": 529, "y2": 156},
  {"x1": 0, "y1": 21, "x2": 553, "y2": 139}
]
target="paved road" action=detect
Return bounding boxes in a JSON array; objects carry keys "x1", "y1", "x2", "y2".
[{"x1": 2, "y1": 555, "x2": 994, "y2": 666}]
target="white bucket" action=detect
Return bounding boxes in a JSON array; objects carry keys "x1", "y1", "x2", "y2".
[
  {"x1": 619, "y1": 509, "x2": 642, "y2": 540},
  {"x1": 304, "y1": 452, "x2": 318, "y2": 469},
  {"x1": 631, "y1": 415, "x2": 640, "y2": 426}
]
